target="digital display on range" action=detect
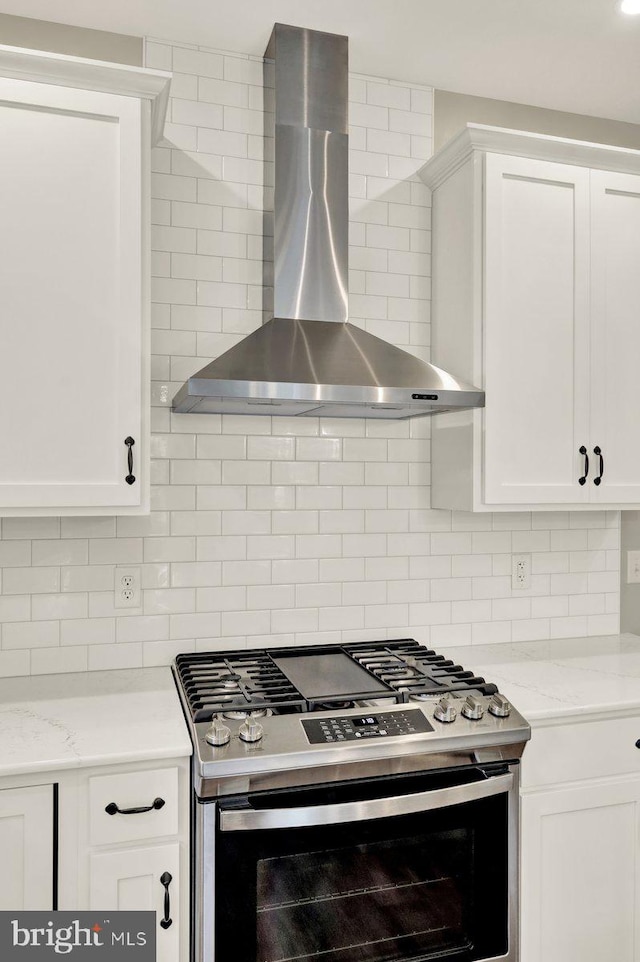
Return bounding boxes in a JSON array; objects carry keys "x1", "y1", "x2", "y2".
[{"x1": 301, "y1": 709, "x2": 434, "y2": 744}]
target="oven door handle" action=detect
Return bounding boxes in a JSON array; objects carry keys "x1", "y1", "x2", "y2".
[{"x1": 218, "y1": 771, "x2": 513, "y2": 832}]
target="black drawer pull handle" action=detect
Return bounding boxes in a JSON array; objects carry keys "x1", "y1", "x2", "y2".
[
  {"x1": 125, "y1": 436, "x2": 136, "y2": 485},
  {"x1": 635, "y1": 739, "x2": 640, "y2": 749},
  {"x1": 578, "y1": 445, "x2": 589, "y2": 485},
  {"x1": 105, "y1": 797, "x2": 165, "y2": 816},
  {"x1": 593, "y1": 446, "x2": 604, "y2": 486},
  {"x1": 160, "y1": 872, "x2": 173, "y2": 929}
]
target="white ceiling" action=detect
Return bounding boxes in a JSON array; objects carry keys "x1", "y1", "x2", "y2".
[{"x1": 2, "y1": 0, "x2": 640, "y2": 124}]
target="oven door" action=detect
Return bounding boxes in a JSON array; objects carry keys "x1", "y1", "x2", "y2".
[{"x1": 197, "y1": 763, "x2": 519, "y2": 962}]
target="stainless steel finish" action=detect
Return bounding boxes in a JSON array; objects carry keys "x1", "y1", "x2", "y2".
[
  {"x1": 219, "y1": 771, "x2": 513, "y2": 832},
  {"x1": 238, "y1": 718, "x2": 264, "y2": 743},
  {"x1": 273, "y1": 120, "x2": 348, "y2": 323},
  {"x1": 488, "y1": 693, "x2": 512, "y2": 718},
  {"x1": 172, "y1": 316, "x2": 485, "y2": 418},
  {"x1": 196, "y1": 764, "x2": 522, "y2": 962},
  {"x1": 172, "y1": 23, "x2": 485, "y2": 420},
  {"x1": 433, "y1": 696, "x2": 457, "y2": 723},
  {"x1": 461, "y1": 694, "x2": 485, "y2": 720},
  {"x1": 196, "y1": 743, "x2": 526, "y2": 799},
  {"x1": 506, "y1": 764, "x2": 520, "y2": 962},
  {"x1": 178, "y1": 695, "x2": 531, "y2": 797},
  {"x1": 195, "y1": 798, "x2": 216, "y2": 962},
  {"x1": 264, "y1": 23, "x2": 348, "y2": 134},
  {"x1": 204, "y1": 717, "x2": 231, "y2": 747}
]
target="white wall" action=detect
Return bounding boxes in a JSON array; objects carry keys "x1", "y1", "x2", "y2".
[{"x1": 0, "y1": 35, "x2": 620, "y2": 676}]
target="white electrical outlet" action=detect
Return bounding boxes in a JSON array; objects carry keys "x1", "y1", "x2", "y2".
[
  {"x1": 627, "y1": 550, "x2": 640, "y2": 584},
  {"x1": 512, "y1": 554, "x2": 531, "y2": 591},
  {"x1": 114, "y1": 566, "x2": 141, "y2": 608}
]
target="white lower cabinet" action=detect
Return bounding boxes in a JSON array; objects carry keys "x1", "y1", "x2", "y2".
[
  {"x1": 521, "y1": 778, "x2": 640, "y2": 962},
  {"x1": 79, "y1": 760, "x2": 189, "y2": 962},
  {"x1": 520, "y1": 716, "x2": 640, "y2": 961},
  {"x1": 90, "y1": 843, "x2": 181, "y2": 962},
  {"x1": 0, "y1": 758, "x2": 189, "y2": 961},
  {"x1": 0, "y1": 784, "x2": 54, "y2": 910}
]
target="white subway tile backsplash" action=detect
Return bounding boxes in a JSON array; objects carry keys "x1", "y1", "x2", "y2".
[
  {"x1": 170, "y1": 73, "x2": 198, "y2": 101},
  {"x1": 88, "y1": 643, "x2": 143, "y2": 671},
  {"x1": 199, "y1": 76, "x2": 248, "y2": 107},
  {"x1": 0, "y1": 542, "x2": 31, "y2": 567},
  {"x1": 0, "y1": 596, "x2": 31, "y2": 622},
  {"x1": 32, "y1": 540, "x2": 88, "y2": 567},
  {"x1": 89, "y1": 539, "x2": 143, "y2": 566},
  {"x1": 0, "y1": 44, "x2": 619, "y2": 675},
  {"x1": 2, "y1": 518, "x2": 60, "y2": 540},
  {"x1": 3, "y1": 567, "x2": 59, "y2": 595},
  {"x1": 32, "y1": 593, "x2": 87, "y2": 621},
  {"x1": 473, "y1": 621, "x2": 512, "y2": 645},
  {"x1": 144, "y1": 587, "x2": 196, "y2": 615},
  {"x1": 62, "y1": 618, "x2": 115, "y2": 646},
  {"x1": 223, "y1": 560, "x2": 272, "y2": 585},
  {"x1": 172, "y1": 150, "x2": 223, "y2": 180},
  {"x1": 3, "y1": 620, "x2": 59, "y2": 649},
  {"x1": 173, "y1": 47, "x2": 223, "y2": 79},
  {"x1": 0, "y1": 650, "x2": 30, "y2": 676}
]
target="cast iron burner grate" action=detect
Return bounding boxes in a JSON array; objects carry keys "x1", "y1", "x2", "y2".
[
  {"x1": 175, "y1": 651, "x2": 307, "y2": 722},
  {"x1": 175, "y1": 639, "x2": 497, "y2": 722},
  {"x1": 344, "y1": 639, "x2": 498, "y2": 699}
]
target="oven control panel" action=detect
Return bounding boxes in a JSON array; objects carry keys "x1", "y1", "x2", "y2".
[{"x1": 301, "y1": 709, "x2": 433, "y2": 744}]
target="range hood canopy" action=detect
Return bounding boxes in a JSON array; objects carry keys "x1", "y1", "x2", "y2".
[{"x1": 172, "y1": 23, "x2": 484, "y2": 420}]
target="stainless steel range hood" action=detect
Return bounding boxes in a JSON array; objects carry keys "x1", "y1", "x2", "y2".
[{"x1": 172, "y1": 24, "x2": 484, "y2": 420}]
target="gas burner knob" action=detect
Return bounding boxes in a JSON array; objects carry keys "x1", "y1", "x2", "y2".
[
  {"x1": 205, "y1": 717, "x2": 231, "y2": 747},
  {"x1": 488, "y1": 693, "x2": 512, "y2": 718},
  {"x1": 433, "y1": 697, "x2": 457, "y2": 724},
  {"x1": 461, "y1": 695, "x2": 485, "y2": 720},
  {"x1": 239, "y1": 718, "x2": 264, "y2": 743}
]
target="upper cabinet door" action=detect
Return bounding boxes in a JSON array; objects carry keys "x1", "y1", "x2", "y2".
[
  {"x1": 0, "y1": 47, "x2": 169, "y2": 517},
  {"x1": 483, "y1": 153, "x2": 591, "y2": 504},
  {"x1": 589, "y1": 169, "x2": 640, "y2": 504},
  {"x1": 0, "y1": 80, "x2": 144, "y2": 513}
]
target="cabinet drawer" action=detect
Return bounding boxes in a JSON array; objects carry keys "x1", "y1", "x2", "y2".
[
  {"x1": 521, "y1": 715, "x2": 640, "y2": 789},
  {"x1": 89, "y1": 768, "x2": 178, "y2": 845}
]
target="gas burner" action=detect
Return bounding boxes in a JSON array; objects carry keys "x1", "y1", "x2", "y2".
[
  {"x1": 408, "y1": 692, "x2": 438, "y2": 702},
  {"x1": 223, "y1": 708, "x2": 272, "y2": 720},
  {"x1": 218, "y1": 673, "x2": 242, "y2": 689}
]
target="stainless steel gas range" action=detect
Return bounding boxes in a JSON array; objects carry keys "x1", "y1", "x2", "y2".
[{"x1": 173, "y1": 639, "x2": 531, "y2": 962}]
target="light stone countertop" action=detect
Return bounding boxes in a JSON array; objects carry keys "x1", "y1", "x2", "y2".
[
  {"x1": 0, "y1": 667, "x2": 192, "y2": 778},
  {"x1": 2, "y1": 634, "x2": 640, "y2": 779},
  {"x1": 446, "y1": 632, "x2": 640, "y2": 724}
]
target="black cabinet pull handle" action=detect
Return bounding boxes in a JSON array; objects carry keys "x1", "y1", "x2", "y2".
[
  {"x1": 635, "y1": 739, "x2": 640, "y2": 749},
  {"x1": 160, "y1": 872, "x2": 173, "y2": 929},
  {"x1": 593, "y1": 446, "x2": 604, "y2": 486},
  {"x1": 125, "y1": 436, "x2": 136, "y2": 485},
  {"x1": 578, "y1": 445, "x2": 589, "y2": 485},
  {"x1": 105, "y1": 797, "x2": 165, "y2": 816}
]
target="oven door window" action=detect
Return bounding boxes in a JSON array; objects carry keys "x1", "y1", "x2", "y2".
[{"x1": 214, "y1": 769, "x2": 510, "y2": 962}]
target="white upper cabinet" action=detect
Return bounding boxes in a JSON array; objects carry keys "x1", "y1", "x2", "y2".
[
  {"x1": 0, "y1": 46, "x2": 170, "y2": 515},
  {"x1": 420, "y1": 125, "x2": 640, "y2": 511}
]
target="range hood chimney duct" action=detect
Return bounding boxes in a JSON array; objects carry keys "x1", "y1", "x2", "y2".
[{"x1": 172, "y1": 24, "x2": 484, "y2": 419}]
